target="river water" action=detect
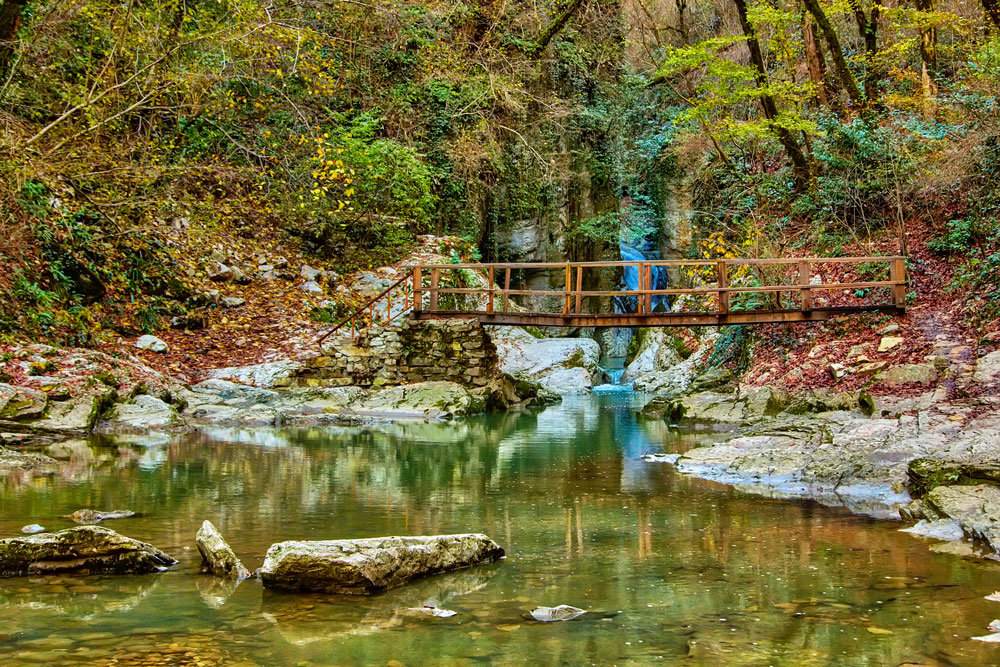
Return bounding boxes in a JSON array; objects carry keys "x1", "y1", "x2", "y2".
[{"x1": 2, "y1": 394, "x2": 1000, "y2": 665}]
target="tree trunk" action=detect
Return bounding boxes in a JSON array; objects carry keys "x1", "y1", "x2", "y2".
[
  {"x1": 732, "y1": 0, "x2": 812, "y2": 190},
  {"x1": 849, "y1": 0, "x2": 881, "y2": 104},
  {"x1": 802, "y1": 13, "x2": 828, "y2": 107},
  {"x1": 533, "y1": 0, "x2": 586, "y2": 54},
  {"x1": 0, "y1": 0, "x2": 27, "y2": 77},
  {"x1": 984, "y1": 0, "x2": 1000, "y2": 31},
  {"x1": 801, "y1": 0, "x2": 865, "y2": 107},
  {"x1": 915, "y1": 0, "x2": 937, "y2": 101}
]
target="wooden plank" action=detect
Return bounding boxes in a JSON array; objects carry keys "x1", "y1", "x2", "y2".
[
  {"x1": 644, "y1": 264, "x2": 652, "y2": 313},
  {"x1": 429, "y1": 269, "x2": 439, "y2": 311},
  {"x1": 563, "y1": 263, "x2": 572, "y2": 314},
  {"x1": 891, "y1": 257, "x2": 907, "y2": 307},
  {"x1": 414, "y1": 256, "x2": 903, "y2": 270},
  {"x1": 413, "y1": 305, "x2": 905, "y2": 328},
  {"x1": 412, "y1": 267, "x2": 422, "y2": 313},
  {"x1": 638, "y1": 262, "x2": 646, "y2": 315},
  {"x1": 503, "y1": 267, "x2": 511, "y2": 313},
  {"x1": 799, "y1": 260, "x2": 811, "y2": 311},
  {"x1": 487, "y1": 265, "x2": 495, "y2": 314},
  {"x1": 575, "y1": 265, "x2": 583, "y2": 314},
  {"x1": 717, "y1": 260, "x2": 729, "y2": 315},
  {"x1": 424, "y1": 281, "x2": 898, "y2": 298}
]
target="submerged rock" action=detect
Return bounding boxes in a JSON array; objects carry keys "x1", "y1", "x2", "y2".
[
  {"x1": 529, "y1": 605, "x2": 587, "y2": 622},
  {"x1": 258, "y1": 533, "x2": 505, "y2": 595},
  {"x1": 64, "y1": 509, "x2": 136, "y2": 524},
  {"x1": 0, "y1": 526, "x2": 176, "y2": 576},
  {"x1": 196, "y1": 520, "x2": 251, "y2": 580}
]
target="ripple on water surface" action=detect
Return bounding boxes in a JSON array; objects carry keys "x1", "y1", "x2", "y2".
[{"x1": 1, "y1": 394, "x2": 999, "y2": 665}]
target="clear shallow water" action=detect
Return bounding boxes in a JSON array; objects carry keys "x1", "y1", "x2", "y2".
[{"x1": 2, "y1": 394, "x2": 1000, "y2": 665}]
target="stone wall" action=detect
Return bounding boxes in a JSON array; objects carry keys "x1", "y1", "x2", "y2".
[{"x1": 304, "y1": 319, "x2": 500, "y2": 389}]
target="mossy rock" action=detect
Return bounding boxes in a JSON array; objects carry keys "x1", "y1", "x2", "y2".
[{"x1": 907, "y1": 459, "x2": 1000, "y2": 499}]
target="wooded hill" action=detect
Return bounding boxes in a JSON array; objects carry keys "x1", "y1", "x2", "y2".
[{"x1": 0, "y1": 0, "x2": 998, "y2": 346}]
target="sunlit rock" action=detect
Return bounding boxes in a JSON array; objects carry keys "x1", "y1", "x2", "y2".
[
  {"x1": 0, "y1": 526, "x2": 176, "y2": 576},
  {"x1": 196, "y1": 520, "x2": 251, "y2": 580},
  {"x1": 258, "y1": 533, "x2": 505, "y2": 594}
]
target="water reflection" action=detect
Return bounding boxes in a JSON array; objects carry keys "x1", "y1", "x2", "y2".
[{"x1": 1, "y1": 395, "x2": 999, "y2": 664}]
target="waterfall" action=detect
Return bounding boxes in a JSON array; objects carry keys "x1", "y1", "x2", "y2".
[
  {"x1": 607, "y1": 367, "x2": 625, "y2": 385},
  {"x1": 619, "y1": 244, "x2": 670, "y2": 313}
]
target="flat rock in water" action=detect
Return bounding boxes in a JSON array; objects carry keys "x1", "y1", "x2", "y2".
[
  {"x1": 529, "y1": 605, "x2": 587, "y2": 622},
  {"x1": 405, "y1": 606, "x2": 458, "y2": 618},
  {"x1": 64, "y1": 509, "x2": 135, "y2": 524},
  {"x1": 258, "y1": 533, "x2": 505, "y2": 595},
  {"x1": 21, "y1": 524, "x2": 45, "y2": 535},
  {"x1": 196, "y1": 520, "x2": 251, "y2": 580},
  {"x1": 0, "y1": 526, "x2": 176, "y2": 576}
]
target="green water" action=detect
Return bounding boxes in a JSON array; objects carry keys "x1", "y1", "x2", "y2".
[{"x1": 2, "y1": 394, "x2": 1000, "y2": 665}]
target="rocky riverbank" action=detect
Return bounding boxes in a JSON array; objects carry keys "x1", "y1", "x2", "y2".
[{"x1": 638, "y1": 346, "x2": 1000, "y2": 559}]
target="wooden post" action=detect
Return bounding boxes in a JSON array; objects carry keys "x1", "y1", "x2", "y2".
[
  {"x1": 412, "y1": 267, "x2": 422, "y2": 313},
  {"x1": 717, "y1": 260, "x2": 729, "y2": 315},
  {"x1": 891, "y1": 257, "x2": 906, "y2": 308},
  {"x1": 638, "y1": 262, "x2": 646, "y2": 314},
  {"x1": 487, "y1": 265, "x2": 495, "y2": 314},
  {"x1": 575, "y1": 265, "x2": 583, "y2": 314},
  {"x1": 429, "y1": 269, "x2": 440, "y2": 311},
  {"x1": 563, "y1": 263, "x2": 572, "y2": 314},
  {"x1": 799, "y1": 260, "x2": 812, "y2": 311},
  {"x1": 503, "y1": 267, "x2": 511, "y2": 313},
  {"x1": 644, "y1": 264, "x2": 653, "y2": 313}
]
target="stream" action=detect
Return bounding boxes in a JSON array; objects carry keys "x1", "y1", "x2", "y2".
[{"x1": 2, "y1": 393, "x2": 1000, "y2": 664}]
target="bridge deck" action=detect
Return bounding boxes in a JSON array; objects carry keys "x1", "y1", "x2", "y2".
[{"x1": 321, "y1": 256, "x2": 906, "y2": 340}]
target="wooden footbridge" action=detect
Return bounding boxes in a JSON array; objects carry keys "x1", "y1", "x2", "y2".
[{"x1": 320, "y1": 256, "x2": 906, "y2": 340}]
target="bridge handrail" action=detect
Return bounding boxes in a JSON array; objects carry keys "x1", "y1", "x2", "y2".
[{"x1": 319, "y1": 255, "x2": 906, "y2": 341}]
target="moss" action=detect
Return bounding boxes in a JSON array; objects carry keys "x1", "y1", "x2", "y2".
[
  {"x1": 564, "y1": 349, "x2": 587, "y2": 369},
  {"x1": 87, "y1": 389, "x2": 118, "y2": 432},
  {"x1": 906, "y1": 459, "x2": 1000, "y2": 498}
]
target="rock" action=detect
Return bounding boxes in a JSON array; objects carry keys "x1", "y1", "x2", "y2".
[
  {"x1": 21, "y1": 525, "x2": 45, "y2": 535},
  {"x1": 258, "y1": 533, "x2": 505, "y2": 595},
  {"x1": 641, "y1": 396, "x2": 686, "y2": 422},
  {"x1": 170, "y1": 315, "x2": 205, "y2": 330},
  {"x1": 64, "y1": 509, "x2": 135, "y2": 524},
  {"x1": 922, "y1": 485, "x2": 1000, "y2": 555},
  {"x1": 491, "y1": 327, "x2": 600, "y2": 395},
  {"x1": 877, "y1": 336, "x2": 904, "y2": 353},
  {"x1": 0, "y1": 384, "x2": 48, "y2": 420},
  {"x1": 529, "y1": 605, "x2": 587, "y2": 622},
  {"x1": 973, "y1": 351, "x2": 1000, "y2": 385},
  {"x1": 899, "y1": 519, "x2": 965, "y2": 541},
  {"x1": 623, "y1": 330, "x2": 683, "y2": 383},
  {"x1": 880, "y1": 323, "x2": 901, "y2": 336},
  {"x1": 875, "y1": 364, "x2": 937, "y2": 385},
  {"x1": 135, "y1": 335, "x2": 168, "y2": 353},
  {"x1": 230, "y1": 266, "x2": 251, "y2": 285},
  {"x1": 973, "y1": 633, "x2": 1000, "y2": 643},
  {"x1": 0, "y1": 446, "x2": 55, "y2": 472},
  {"x1": 0, "y1": 526, "x2": 176, "y2": 576},
  {"x1": 300, "y1": 280, "x2": 324, "y2": 293},
  {"x1": 688, "y1": 367, "x2": 735, "y2": 393},
  {"x1": 301, "y1": 264, "x2": 322, "y2": 281},
  {"x1": 208, "y1": 262, "x2": 234, "y2": 282},
  {"x1": 196, "y1": 520, "x2": 251, "y2": 580},
  {"x1": 205, "y1": 360, "x2": 304, "y2": 388},
  {"x1": 642, "y1": 453, "x2": 681, "y2": 464},
  {"x1": 220, "y1": 297, "x2": 245, "y2": 308},
  {"x1": 102, "y1": 395, "x2": 180, "y2": 430},
  {"x1": 348, "y1": 382, "x2": 475, "y2": 420},
  {"x1": 406, "y1": 606, "x2": 458, "y2": 618},
  {"x1": 827, "y1": 362, "x2": 848, "y2": 380}
]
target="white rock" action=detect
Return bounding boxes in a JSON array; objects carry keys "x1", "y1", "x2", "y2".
[
  {"x1": 135, "y1": 335, "x2": 169, "y2": 353},
  {"x1": 205, "y1": 360, "x2": 303, "y2": 388},
  {"x1": 300, "y1": 280, "x2": 324, "y2": 293}
]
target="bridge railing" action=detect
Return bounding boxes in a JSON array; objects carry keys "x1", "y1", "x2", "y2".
[{"x1": 321, "y1": 256, "x2": 906, "y2": 340}]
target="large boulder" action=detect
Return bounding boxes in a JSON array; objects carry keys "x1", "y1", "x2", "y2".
[
  {"x1": 206, "y1": 360, "x2": 304, "y2": 388},
  {"x1": 491, "y1": 327, "x2": 600, "y2": 395},
  {"x1": 348, "y1": 382, "x2": 475, "y2": 420},
  {"x1": 258, "y1": 534, "x2": 505, "y2": 595},
  {"x1": 101, "y1": 394, "x2": 181, "y2": 431},
  {"x1": 0, "y1": 384, "x2": 48, "y2": 421},
  {"x1": 0, "y1": 526, "x2": 176, "y2": 576},
  {"x1": 921, "y1": 485, "x2": 1000, "y2": 555},
  {"x1": 623, "y1": 330, "x2": 682, "y2": 383},
  {"x1": 196, "y1": 520, "x2": 251, "y2": 580}
]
